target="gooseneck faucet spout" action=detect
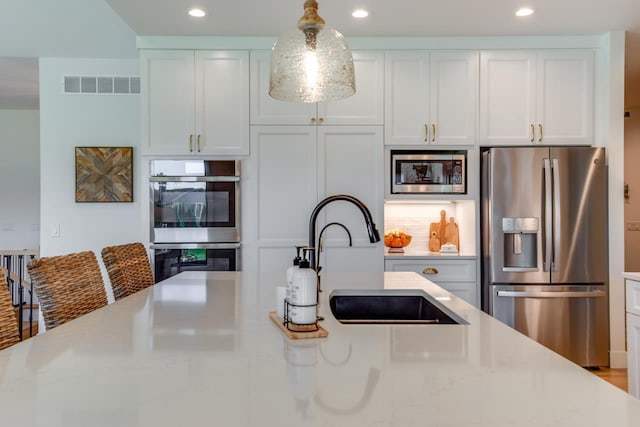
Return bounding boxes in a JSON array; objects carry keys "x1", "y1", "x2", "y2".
[{"x1": 308, "y1": 194, "x2": 381, "y2": 270}]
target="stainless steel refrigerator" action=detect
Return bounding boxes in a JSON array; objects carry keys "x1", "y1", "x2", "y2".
[{"x1": 481, "y1": 146, "x2": 609, "y2": 367}]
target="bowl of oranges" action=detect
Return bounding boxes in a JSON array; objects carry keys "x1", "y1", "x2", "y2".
[{"x1": 384, "y1": 229, "x2": 412, "y2": 253}]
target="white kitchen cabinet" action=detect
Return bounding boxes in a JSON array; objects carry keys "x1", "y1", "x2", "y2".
[
  {"x1": 479, "y1": 50, "x2": 594, "y2": 146},
  {"x1": 384, "y1": 258, "x2": 478, "y2": 307},
  {"x1": 384, "y1": 51, "x2": 478, "y2": 146},
  {"x1": 243, "y1": 125, "x2": 384, "y2": 273},
  {"x1": 317, "y1": 126, "x2": 384, "y2": 272},
  {"x1": 140, "y1": 49, "x2": 249, "y2": 156},
  {"x1": 627, "y1": 278, "x2": 640, "y2": 398},
  {"x1": 250, "y1": 50, "x2": 384, "y2": 125}
]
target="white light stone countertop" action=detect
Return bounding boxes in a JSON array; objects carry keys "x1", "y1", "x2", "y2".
[
  {"x1": 623, "y1": 272, "x2": 640, "y2": 281},
  {"x1": 1, "y1": 271, "x2": 639, "y2": 426}
]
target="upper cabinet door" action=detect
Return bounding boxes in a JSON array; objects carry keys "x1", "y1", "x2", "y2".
[
  {"x1": 319, "y1": 51, "x2": 385, "y2": 125},
  {"x1": 429, "y1": 52, "x2": 478, "y2": 146},
  {"x1": 479, "y1": 51, "x2": 536, "y2": 146},
  {"x1": 480, "y1": 50, "x2": 594, "y2": 146},
  {"x1": 250, "y1": 50, "x2": 383, "y2": 126},
  {"x1": 250, "y1": 50, "x2": 317, "y2": 125},
  {"x1": 535, "y1": 50, "x2": 594, "y2": 146},
  {"x1": 195, "y1": 51, "x2": 249, "y2": 155},
  {"x1": 140, "y1": 50, "x2": 195, "y2": 156},
  {"x1": 384, "y1": 52, "x2": 430, "y2": 145},
  {"x1": 384, "y1": 51, "x2": 477, "y2": 146}
]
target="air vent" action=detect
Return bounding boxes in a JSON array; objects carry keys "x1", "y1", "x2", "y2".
[{"x1": 63, "y1": 76, "x2": 140, "y2": 95}]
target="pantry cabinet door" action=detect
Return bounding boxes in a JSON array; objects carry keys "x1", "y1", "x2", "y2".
[
  {"x1": 246, "y1": 126, "x2": 318, "y2": 272},
  {"x1": 535, "y1": 50, "x2": 594, "y2": 145},
  {"x1": 140, "y1": 50, "x2": 195, "y2": 155},
  {"x1": 479, "y1": 51, "x2": 536, "y2": 146},
  {"x1": 317, "y1": 126, "x2": 384, "y2": 272},
  {"x1": 195, "y1": 51, "x2": 250, "y2": 155},
  {"x1": 384, "y1": 52, "x2": 430, "y2": 145}
]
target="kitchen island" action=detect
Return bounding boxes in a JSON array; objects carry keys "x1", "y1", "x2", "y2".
[{"x1": 0, "y1": 271, "x2": 638, "y2": 426}]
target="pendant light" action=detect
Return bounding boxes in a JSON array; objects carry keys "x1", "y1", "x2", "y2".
[{"x1": 269, "y1": 0, "x2": 356, "y2": 103}]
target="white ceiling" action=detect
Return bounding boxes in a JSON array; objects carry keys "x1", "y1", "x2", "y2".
[
  {"x1": 104, "y1": 0, "x2": 640, "y2": 38},
  {"x1": 103, "y1": 0, "x2": 640, "y2": 108},
  {"x1": 3, "y1": 0, "x2": 640, "y2": 109}
]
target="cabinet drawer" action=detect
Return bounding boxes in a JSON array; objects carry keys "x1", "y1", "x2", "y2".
[
  {"x1": 384, "y1": 259, "x2": 476, "y2": 283},
  {"x1": 627, "y1": 312, "x2": 640, "y2": 399},
  {"x1": 627, "y1": 280, "x2": 640, "y2": 316},
  {"x1": 438, "y1": 282, "x2": 478, "y2": 307}
]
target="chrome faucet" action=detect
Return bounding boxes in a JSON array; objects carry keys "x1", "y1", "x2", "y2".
[{"x1": 308, "y1": 194, "x2": 381, "y2": 271}]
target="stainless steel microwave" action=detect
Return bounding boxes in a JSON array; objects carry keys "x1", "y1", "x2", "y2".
[{"x1": 391, "y1": 150, "x2": 466, "y2": 194}]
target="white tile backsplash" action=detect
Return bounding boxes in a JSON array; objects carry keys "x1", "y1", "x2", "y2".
[{"x1": 384, "y1": 201, "x2": 476, "y2": 255}]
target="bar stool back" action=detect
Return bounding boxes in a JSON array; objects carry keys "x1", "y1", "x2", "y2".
[
  {"x1": 27, "y1": 251, "x2": 108, "y2": 331},
  {"x1": 0, "y1": 269, "x2": 20, "y2": 350},
  {"x1": 101, "y1": 242, "x2": 154, "y2": 301}
]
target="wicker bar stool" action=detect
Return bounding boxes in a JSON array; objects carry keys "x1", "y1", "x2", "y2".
[
  {"x1": 27, "y1": 251, "x2": 108, "y2": 331},
  {"x1": 101, "y1": 242, "x2": 154, "y2": 301},
  {"x1": 0, "y1": 268, "x2": 20, "y2": 350}
]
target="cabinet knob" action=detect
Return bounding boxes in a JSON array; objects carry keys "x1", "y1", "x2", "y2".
[
  {"x1": 319, "y1": 117, "x2": 324, "y2": 124},
  {"x1": 422, "y1": 267, "x2": 438, "y2": 275},
  {"x1": 311, "y1": 117, "x2": 316, "y2": 123},
  {"x1": 189, "y1": 134, "x2": 194, "y2": 152}
]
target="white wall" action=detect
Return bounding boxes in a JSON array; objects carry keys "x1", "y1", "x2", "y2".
[
  {"x1": 39, "y1": 58, "x2": 142, "y2": 300},
  {"x1": 0, "y1": 110, "x2": 40, "y2": 250},
  {"x1": 0, "y1": 0, "x2": 137, "y2": 58}
]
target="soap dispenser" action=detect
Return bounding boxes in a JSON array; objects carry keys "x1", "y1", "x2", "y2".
[
  {"x1": 286, "y1": 246, "x2": 304, "y2": 301},
  {"x1": 289, "y1": 248, "x2": 318, "y2": 325}
]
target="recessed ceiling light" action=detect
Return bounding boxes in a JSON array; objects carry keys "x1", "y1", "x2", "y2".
[
  {"x1": 188, "y1": 8, "x2": 206, "y2": 18},
  {"x1": 352, "y1": 9, "x2": 369, "y2": 18},
  {"x1": 515, "y1": 7, "x2": 534, "y2": 17}
]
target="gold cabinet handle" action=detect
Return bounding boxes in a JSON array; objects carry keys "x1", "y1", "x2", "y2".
[
  {"x1": 197, "y1": 134, "x2": 201, "y2": 152},
  {"x1": 530, "y1": 124, "x2": 535, "y2": 142},
  {"x1": 425, "y1": 124, "x2": 429, "y2": 142},
  {"x1": 432, "y1": 124, "x2": 436, "y2": 142},
  {"x1": 311, "y1": 117, "x2": 316, "y2": 123},
  {"x1": 189, "y1": 134, "x2": 193, "y2": 152},
  {"x1": 422, "y1": 267, "x2": 438, "y2": 275},
  {"x1": 319, "y1": 117, "x2": 324, "y2": 124},
  {"x1": 538, "y1": 124, "x2": 543, "y2": 142}
]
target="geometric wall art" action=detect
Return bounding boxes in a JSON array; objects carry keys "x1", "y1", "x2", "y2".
[{"x1": 75, "y1": 147, "x2": 133, "y2": 202}]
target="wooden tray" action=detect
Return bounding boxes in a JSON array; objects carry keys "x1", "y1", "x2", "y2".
[{"x1": 268, "y1": 311, "x2": 329, "y2": 339}]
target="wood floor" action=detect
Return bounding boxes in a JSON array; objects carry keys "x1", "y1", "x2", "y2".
[{"x1": 589, "y1": 367, "x2": 628, "y2": 392}]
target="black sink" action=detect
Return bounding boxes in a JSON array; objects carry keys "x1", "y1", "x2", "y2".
[{"x1": 329, "y1": 290, "x2": 467, "y2": 325}]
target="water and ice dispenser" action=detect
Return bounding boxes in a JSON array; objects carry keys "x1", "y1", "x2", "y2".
[{"x1": 502, "y1": 218, "x2": 539, "y2": 271}]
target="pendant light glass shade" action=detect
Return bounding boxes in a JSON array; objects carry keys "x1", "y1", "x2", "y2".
[{"x1": 269, "y1": 0, "x2": 356, "y2": 103}]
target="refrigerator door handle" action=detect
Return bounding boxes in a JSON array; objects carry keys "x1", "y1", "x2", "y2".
[
  {"x1": 551, "y1": 158, "x2": 560, "y2": 272},
  {"x1": 496, "y1": 290, "x2": 606, "y2": 298},
  {"x1": 543, "y1": 158, "x2": 553, "y2": 272}
]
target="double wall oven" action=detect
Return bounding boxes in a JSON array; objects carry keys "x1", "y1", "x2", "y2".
[{"x1": 150, "y1": 160, "x2": 241, "y2": 282}]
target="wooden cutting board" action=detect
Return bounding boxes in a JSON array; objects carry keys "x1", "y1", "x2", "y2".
[
  {"x1": 438, "y1": 210, "x2": 447, "y2": 247},
  {"x1": 428, "y1": 222, "x2": 441, "y2": 251},
  {"x1": 269, "y1": 311, "x2": 328, "y2": 339},
  {"x1": 443, "y1": 217, "x2": 460, "y2": 250}
]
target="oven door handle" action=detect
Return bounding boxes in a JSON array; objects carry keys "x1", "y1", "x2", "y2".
[
  {"x1": 150, "y1": 176, "x2": 240, "y2": 183},
  {"x1": 150, "y1": 243, "x2": 241, "y2": 250}
]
